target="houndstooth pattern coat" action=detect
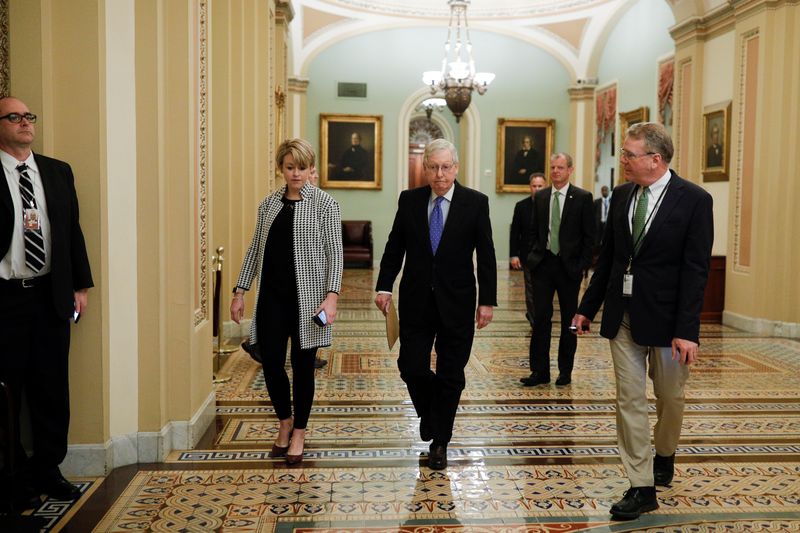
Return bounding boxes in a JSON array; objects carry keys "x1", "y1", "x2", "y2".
[{"x1": 235, "y1": 182, "x2": 343, "y2": 349}]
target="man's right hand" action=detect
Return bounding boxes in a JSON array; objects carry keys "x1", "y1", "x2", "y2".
[
  {"x1": 571, "y1": 313, "x2": 591, "y2": 335},
  {"x1": 510, "y1": 257, "x2": 522, "y2": 270},
  {"x1": 231, "y1": 296, "x2": 245, "y2": 324},
  {"x1": 375, "y1": 293, "x2": 392, "y2": 315}
]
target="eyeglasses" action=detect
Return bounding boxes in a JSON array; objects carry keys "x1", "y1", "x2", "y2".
[
  {"x1": 619, "y1": 149, "x2": 655, "y2": 161},
  {"x1": 426, "y1": 163, "x2": 455, "y2": 174},
  {"x1": 0, "y1": 112, "x2": 37, "y2": 124}
]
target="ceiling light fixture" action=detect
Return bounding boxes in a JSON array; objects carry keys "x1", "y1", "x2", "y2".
[{"x1": 422, "y1": 0, "x2": 495, "y2": 122}]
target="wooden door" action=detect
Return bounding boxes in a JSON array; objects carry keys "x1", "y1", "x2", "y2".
[{"x1": 408, "y1": 143, "x2": 426, "y2": 189}]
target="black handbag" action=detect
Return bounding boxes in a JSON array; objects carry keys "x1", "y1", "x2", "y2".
[{"x1": 241, "y1": 341, "x2": 262, "y2": 363}]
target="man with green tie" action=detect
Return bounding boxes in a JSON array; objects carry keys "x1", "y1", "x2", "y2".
[{"x1": 521, "y1": 153, "x2": 594, "y2": 387}]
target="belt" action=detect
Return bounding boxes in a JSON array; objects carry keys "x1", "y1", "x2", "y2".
[{"x1": 0, "y1": 274, "x2": 50, "y2": 289}]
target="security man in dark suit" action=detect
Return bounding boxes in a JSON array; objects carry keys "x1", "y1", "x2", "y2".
[
  {"x1": 375, "y1": 138, "x2": 497, "y2": 470},
  {"x1": 521, "y1": 153, "x2": 594, "y2": 387},
  {"x1": 594, "y1": 185, "x2": 610, "y2": 246},
  {"x1": 573, "y1": 122, "x2": 713, "y2": 520},
  {"x1": 0, "y1": 96, "x2": 93, "y2": 510},
  {"x1": 509, "y1": 172, "x2": 546, "y2": 326}
]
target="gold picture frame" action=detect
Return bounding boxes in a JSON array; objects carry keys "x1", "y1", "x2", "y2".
[
  {"x1": 496, "y1": 118, "x2": 555, "y2": 193},
  {"x1": 702, "y1": 101, "x2": 731, "y2": 182},
  {"x1": 618, "y1": 106, "x2": 650, "y2": 183},
  {"x1": 320, "y1": 113, "x2": 383, "y2": 189}
]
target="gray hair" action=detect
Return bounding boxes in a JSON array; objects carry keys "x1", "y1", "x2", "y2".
[
  {"x1": 550, "y1": 152, "x2": 573, "y2": 168},
  {"x1": 626, "y1": 122, "x2": 674, "y2": 163},
  {"x1": 423, "y1": 138, "x2": 459, "y2": 166}
]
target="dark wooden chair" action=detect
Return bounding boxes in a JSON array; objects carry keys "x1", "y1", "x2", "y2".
[{"x1": 342, "y1": 220, "x2": 373, "y2": 268}]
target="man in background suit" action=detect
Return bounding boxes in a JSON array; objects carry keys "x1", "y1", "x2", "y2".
[
  {"x1": 375, "y1": 138, "x2": 497, "y2": 470},
  {"x1": 521, "y1": 153, "x2": 593, "y2": 387},
  {"x1": 573, "y1": 122, "x2": 713, "y2": 520},
  {"x1": 0, "y1": 96, "x2": 93, "y2": 510},
  {"x1": 594, "y1": 185, "x2": 610, "y2": 246},
  {"x1": 509, "y1": 172, "x2": 546, "y2": 326}
]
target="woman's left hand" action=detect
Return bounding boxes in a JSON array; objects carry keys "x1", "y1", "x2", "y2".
[{"x1": 315, "y1": 292, "x2": 339, "y2": 325}]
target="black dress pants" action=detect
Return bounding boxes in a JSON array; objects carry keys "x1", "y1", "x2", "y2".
[
  {"x1": 0, "y1": 277, "x2": 71, "y2": 480},
  {"x1": 530, "y1": 253, "x2": 580, "y2": 380},
  {"x1": 256, "y1": 289, "x2": 317, "y2": 430},
  {"x1": 398, "y1": 291, "x2": 474, "y2": 445}
]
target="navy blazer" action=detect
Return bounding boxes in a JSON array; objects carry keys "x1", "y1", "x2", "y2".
[
  {"x1": 1, "y1": 153, "x2": 93, "y2": 319},
  {"x1": 577, "y1": 171, "x2": 713, "y2": 346},
  {"x1": 526, "y1": 184, "x2": 595, "y2": 280},
  {"x1": 376, "y1": 181, "x2": 497, "y2": 328}
]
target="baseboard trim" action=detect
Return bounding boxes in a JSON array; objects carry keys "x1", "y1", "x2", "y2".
[
  {"x1": 723, "y1": 310, "x2": 800, "y2": 338},
  {"x1": 60, "y1": 391, "x2": 216, "y2": 477}
]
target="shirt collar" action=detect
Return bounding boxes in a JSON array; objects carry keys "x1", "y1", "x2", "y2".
[
  {"x1": 0, "y1": 150, "x2": 37, "y2": 175},
  {"x1": 552, "y1": 182, "x2": 570, "y2": 195},
  {"x1": 645, "y1": 168, "x2": 671, "y2": 198},
  {"x1": 431, "y1": 183, "x2": 455, "y2": 203}
]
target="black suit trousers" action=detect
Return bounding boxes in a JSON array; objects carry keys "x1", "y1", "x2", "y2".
[
  {"x1": 398, "y1": 290, "x2": 474, "y2": 445},
  {"x1": 530, "y1": 253, "x2": 580, "y2": 379},
  {"x1": 0, "y1": 277, "x2": 70, "y2": 476}
]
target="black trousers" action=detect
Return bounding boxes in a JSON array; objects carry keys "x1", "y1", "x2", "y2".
[
  {"x1": 256, "y1": 289, "x2": 317, "y2": 429},
  {"x1": 398, "y1": 290, "x2": 474, "y2": 445},
  {"x1": 530, "y1": 253, "x2": 580, "y2": 379},
  {"x1": 0, "y1": 276, "x2": 70, "y2": 479}
]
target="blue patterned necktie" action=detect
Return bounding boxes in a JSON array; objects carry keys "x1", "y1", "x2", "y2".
[
  {"x1": 429, "y1": 195, "x2": 445, "y2": 254},
  {"x1": 17, "y1": 163, "x2": 46, "y2": 272}
]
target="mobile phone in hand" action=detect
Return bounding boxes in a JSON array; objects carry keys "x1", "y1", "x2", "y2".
[
  {"x1": 73, "y1": 309, "x2": 81, "y2": 323},
  {"x1": 312, "y1": 310, "x2": 327, "y2": 327}
]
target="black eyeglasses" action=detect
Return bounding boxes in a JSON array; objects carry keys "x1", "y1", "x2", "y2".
[{"x1": 0, "y1": 112, "x2": 37, "y2": 124}]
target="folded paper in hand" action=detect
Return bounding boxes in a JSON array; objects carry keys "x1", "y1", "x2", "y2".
[{"x1": 385, "y1": 299, "x2": 399, "y2": 349}]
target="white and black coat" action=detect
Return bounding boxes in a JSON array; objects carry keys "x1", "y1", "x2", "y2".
[{"x1": 236, "y1": 182, "x2": 343, "y2": 349}]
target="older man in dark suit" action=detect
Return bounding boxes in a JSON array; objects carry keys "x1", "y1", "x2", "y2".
[
  {"x1": 521, "y1": 153, "x2": 594, "y2": 387},
  {"x1": 375, "y1": 138, "x2": 497, "y2": 470},
  {"x1": 573, "y1": 122, "x2": 713, "y2": 520},
  {"x1": 0, "y1": 96, "x2": 93, "y2": 510}
]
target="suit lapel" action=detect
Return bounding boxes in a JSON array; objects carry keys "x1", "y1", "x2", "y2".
[
  {"x1": 621, "y1": 183, "x2": 637, "y2": 253},
  {"x1": 1, "y1": 166, "x2": 12, "y2": 214},
  {"x1": 34, "y1": 153, "x2": 59, "y2": 222},
  {"x1": 638, "y1": 172, "x2": 685, "y2": 255},
  {"x1": 416, "y1": 186, "x2": 434, "y2": 256}
]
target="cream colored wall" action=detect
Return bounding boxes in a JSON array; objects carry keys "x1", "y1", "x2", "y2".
[{"x1": 210, "y1": 0, "x2": 279, "y2": 327}]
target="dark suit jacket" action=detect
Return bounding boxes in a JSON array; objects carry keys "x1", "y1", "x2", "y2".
[
  {"x1": 526, "y1": 184, "x2": 594, "y2": 280},
  {"x1": 594, "y1": 196, "x2": 609, "y2": 246},
  {"x1": 509, "y1": 196, "x2": 534, "y2": 261},
  {"x1": 1, "y1": 153, "x2": 94, "y2": 319},
  {"x1": 577, "y1": 171, "x2": 713, "y2": 346},
  {"x1": 376, "y1": 181, "x2": 497, "y2": 329}
]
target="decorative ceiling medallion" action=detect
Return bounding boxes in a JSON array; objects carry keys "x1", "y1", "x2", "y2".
[{"x1": 322, "y1": 0, "x2": 609, "y2": 19}]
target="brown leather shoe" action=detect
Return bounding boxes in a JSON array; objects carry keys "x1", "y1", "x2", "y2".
[
  {"x1": 286, "y1": 450, "x2": 304, "y2": 465},
  {"x1": 268, "y1": 444, "x2": 289, "y2": 458}
]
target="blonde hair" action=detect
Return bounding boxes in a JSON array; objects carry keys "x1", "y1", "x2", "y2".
[{"x1": 276, "y1": 138, "x2": 316, "y2": 169}]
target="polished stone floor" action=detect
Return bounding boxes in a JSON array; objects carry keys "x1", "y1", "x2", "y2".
[{"x1": 31, "y1": 269, "x2": 800, "y2": 531}]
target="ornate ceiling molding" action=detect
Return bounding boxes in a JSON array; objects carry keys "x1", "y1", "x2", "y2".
[{"x1": 322, "y1": 0, "x2": 610, "y2": 19}]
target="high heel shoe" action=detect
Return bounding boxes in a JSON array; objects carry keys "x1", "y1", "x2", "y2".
[
  {"x1": 286, "y1": 449, "x2": 304, "y2": 465},
  {"x1": 269, "y1": 443, "x2": 289, "y2": 458}
]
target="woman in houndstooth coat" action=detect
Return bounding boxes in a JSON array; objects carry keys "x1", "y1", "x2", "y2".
[{"x1": 231, "y1": 138, "x2": 343, "y2": 465}]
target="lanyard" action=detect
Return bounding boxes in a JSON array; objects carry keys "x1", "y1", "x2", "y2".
[{"x1": 627, "y1": 181, "x2": 669, "y2": 272}]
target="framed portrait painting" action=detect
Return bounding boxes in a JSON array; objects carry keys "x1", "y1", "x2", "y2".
[
  {"x1": 320, "y1": 114, "x2": 383, "y2": 189},
  {"x1": 496, "y1": 118, "x2": 555, "y2": 193},
  {"x1": 618, "y1": 106, "x2": 650, "y2": 184},
  {"x1": 702, "y1": 101, "x2": 731, "y2": 182}
]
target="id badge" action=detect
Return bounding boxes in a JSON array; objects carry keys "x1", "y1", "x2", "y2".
[
  {"x1": 622, "y1": 274, "x2": 633, "y2": 296},
  {"x1": 23, "y1": 208, "x2": 41, "y2": 231}
]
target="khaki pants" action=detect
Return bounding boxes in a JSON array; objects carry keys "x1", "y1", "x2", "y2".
[{"x1": 609, "y1": 312, "x2": 689, "y2": 487}]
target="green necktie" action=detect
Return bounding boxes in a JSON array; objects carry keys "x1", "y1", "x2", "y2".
[
  {"x1": 549, "y1": 191, "x2": 561, "y2": 255},
  {"x1": 632, "y1": 186, "x2": 649, "y2": 254}
]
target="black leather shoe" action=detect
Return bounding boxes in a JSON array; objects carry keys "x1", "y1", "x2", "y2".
[
  {"x1": 428, "y1": 443, "x2": 447, "y2": 470},
  {"x1": 520, "y1": 374, "x2": 549, "y2": 386},
  {"x1": 419, "y1": 416, "x2": 432, "y2": 442},
  {"x1": 313, "y1": 357, "x2": 328, "y2": 369},
  {"x1": 654, "y1": 453, "x2": 675, "y2": 486},
  {"x1": 35, "y1": 473, "x2": 81, "y2": 501},
  {"x1": 610, "y1": 486, "x2": 658, "y2": 520},
  {"x1": 555, "y1": 375, "x2": 571, "y2": 386}
]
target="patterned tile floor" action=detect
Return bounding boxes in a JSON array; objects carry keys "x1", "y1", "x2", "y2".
[{"x1": 62, "y1": 269, "x2": 800, "y2": 532}]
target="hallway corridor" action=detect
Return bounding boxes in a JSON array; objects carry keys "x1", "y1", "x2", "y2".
[{"x1": 43, "y1": 269, "x2": 800, "y2": 531}]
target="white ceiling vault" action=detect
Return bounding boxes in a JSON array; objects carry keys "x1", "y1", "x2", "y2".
[{"x1": 289, "y1": 0, "x2": 674, "y2": 80}]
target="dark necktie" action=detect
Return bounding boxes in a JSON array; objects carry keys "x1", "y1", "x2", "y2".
[
  {"x1": 429, "y1": 196, "x2": 445, "y2": 254},
  {"x1": 17, "y1": 163, "x2": 46, "y2": 272}
]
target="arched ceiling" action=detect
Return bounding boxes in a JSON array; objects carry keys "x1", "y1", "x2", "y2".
[{"x1": 289, "y1": 0, "x2": 674, "y2": 79}]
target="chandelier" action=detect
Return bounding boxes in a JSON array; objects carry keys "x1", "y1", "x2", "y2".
[
  {"x1": 422, "y1": 0, "x2": 495, "y2": 122},
  {"x1": 419, "y1": 97, "x2": 447, "y2": 120}
]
